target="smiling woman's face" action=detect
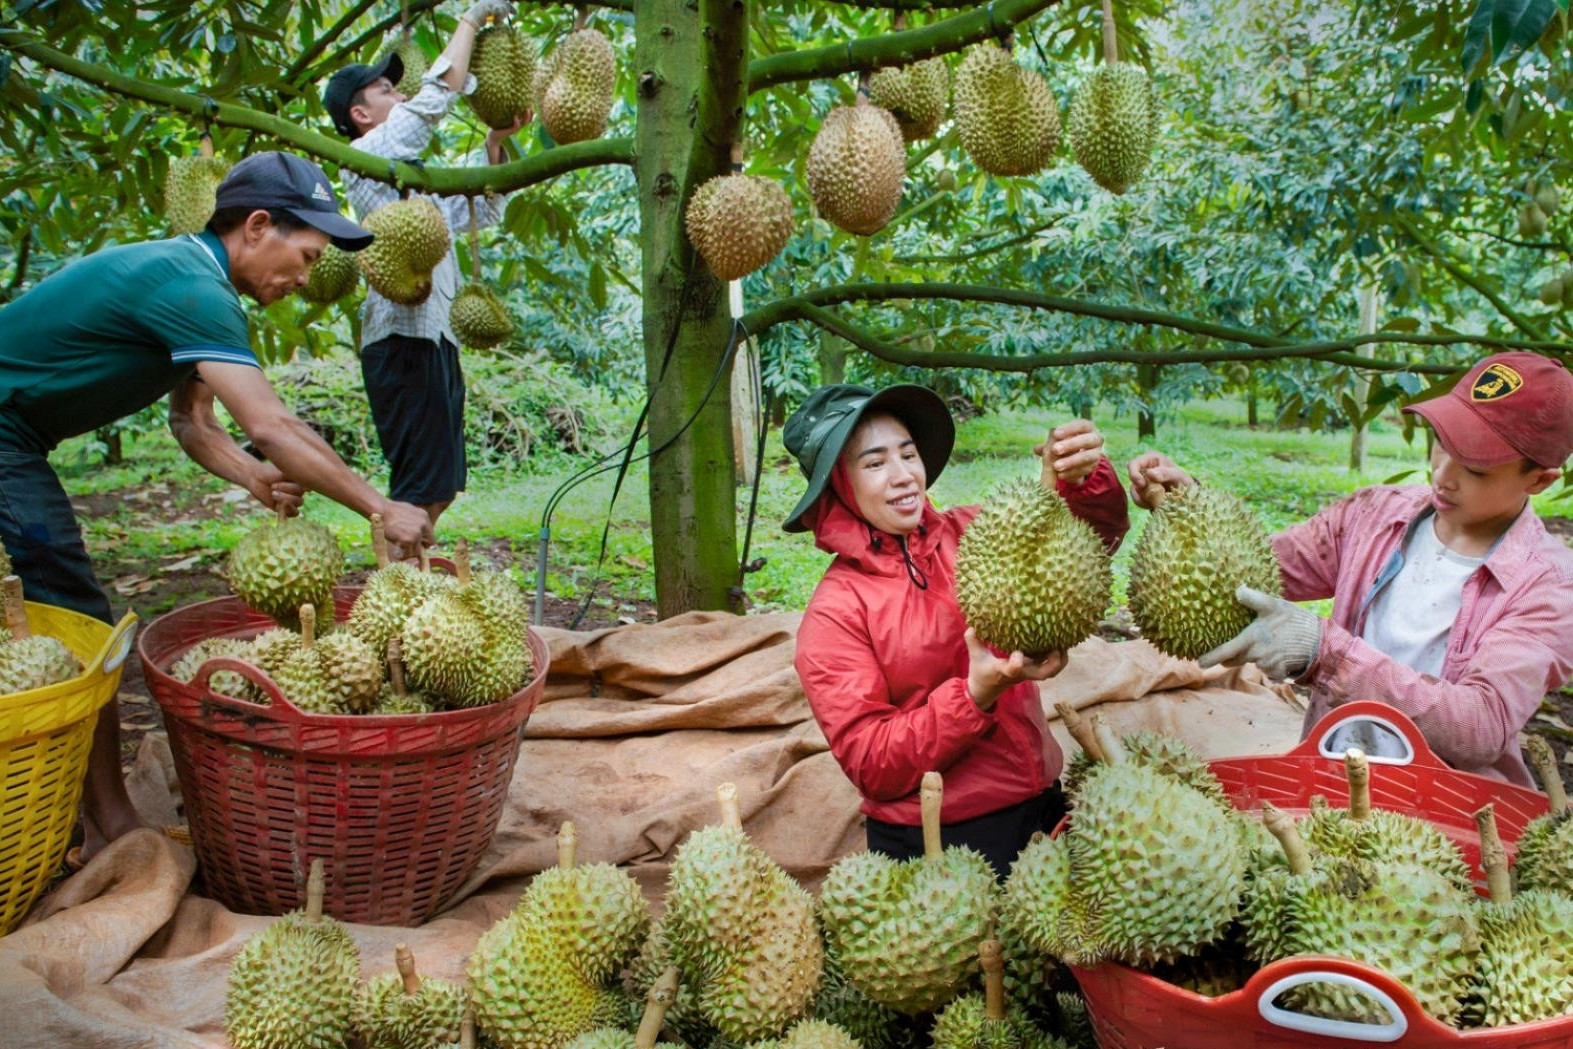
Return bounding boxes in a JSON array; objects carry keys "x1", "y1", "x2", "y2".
[{"x1": 843, "y1": 412, "x2": 926, "y2": 535}]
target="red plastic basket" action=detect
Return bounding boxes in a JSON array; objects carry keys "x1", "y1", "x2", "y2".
[
  {"x1": 1068, "y1": 700, "x2": 1564, "y2": 1049},
  {"x1": 138, "y1": 590, "x2": 546, "y2": 927}
]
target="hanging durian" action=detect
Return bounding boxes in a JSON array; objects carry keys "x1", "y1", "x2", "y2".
[
  {"x1": 0, "y1": 576, "x2": 82, "y2": 694},
  {"x1": 819, "y1": 773, "x2": 995, "y2": 1015},
  {"x1": 355, "y1": 942, "x2": 466, "y2": 1049},
  {"x1": 535, "y1": 21, "x2": 617, "y2": 145},
  {"x1": 806, "y1": 95, "x2": 906, "y2": 236},
  {"x1": 1512, "y1": 736, "x2": 1573, "y2": 895},
  {"x1": 1126, "y1": 482, "x2": 1281, "y2": 661},
  {"x1": 389, "y1": 29, "x2": 429, "y2": 98},
  {"x1": 469, "y1": 20, "x2": 536, "y2": 129},
  {"x1": 358, "y1": 197, "x2": 451, "y2": 305},
  {"x1": 166, "y1": 133, "x2": 231, "y2": 234},
  {"x1": 227, "y1": 506, "x2": 345, "y2": 631},
  {"x1": 1066, "y1": 0, "x2": 1157, "y2": 195},
  {"x1": 953, "y1": 43, "x2": 1060, "y2": 177},
  {"x1": 954, "y1": 441, "x2": 1113, "y2": 658},
  {"x1": 686, "y1": 163, "x2": 795, "y2": 282},
  {"x1": 225, "y1": 859, "x2": 361, "y2": 1049},
  {"x1": 301, "y1": 243, "x2": 362, "y2": 304},
  {"x1": 868, "y1": 53, "x2": 949, "y2": 143},
  {"x1": 450, "y1": 200, "x2": 514, "y2": 349}
]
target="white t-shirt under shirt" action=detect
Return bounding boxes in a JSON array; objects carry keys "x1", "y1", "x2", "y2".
[{"x1": 1360, "y1": 512, "x2": 1484, "y2": 677}]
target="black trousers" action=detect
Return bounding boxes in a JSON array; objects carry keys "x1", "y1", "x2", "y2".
[{"x1": 864, "y1": 783, "x2": 1067, "y2": 880}]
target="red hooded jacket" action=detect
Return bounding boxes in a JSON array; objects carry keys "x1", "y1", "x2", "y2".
[{"x1": 794, "y1": 457, "x2": 1130, "y2": 826}]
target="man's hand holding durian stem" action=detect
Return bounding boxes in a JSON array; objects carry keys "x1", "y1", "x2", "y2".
[
  {"x1": 1198, "y1": 586, "x2": 1322, "y2": 680},
  {"x1": 1032, "y1": 419, "x2": 1106, "y2": 485},
  {"x1": 1126, "y1": 451, "x2": 1196, "y2": 510},
  {"x1": 462, "y1": 0, "x2": 513, "y2": 29},
  {"x1": 964, "y1": 627, "x2": 1066, "y2": 712}
]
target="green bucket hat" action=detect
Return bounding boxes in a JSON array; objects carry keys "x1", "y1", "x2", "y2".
[{"x1": 781, "y1": 383, "x2": 955, "y2": 533}]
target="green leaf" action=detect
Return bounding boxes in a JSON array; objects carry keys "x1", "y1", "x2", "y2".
[
  {"x1": 1381, "y1": 468, "x2": 1422, "y2": 485},
  {"x1": 1462, "y1": 0, "x2": 1562, "y2": 70},
  {"x1": 588, "y1": 261, "x2": 608, "y2": 311}
]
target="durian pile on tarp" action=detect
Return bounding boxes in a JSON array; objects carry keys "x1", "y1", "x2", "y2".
[{"x1": 0, "y1": 611, "x2": 1307, "y2": 1049}]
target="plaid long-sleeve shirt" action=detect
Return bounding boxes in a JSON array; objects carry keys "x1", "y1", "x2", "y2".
[{"x1": 343, "y1": 68, "x2": 508, "y2": 349}]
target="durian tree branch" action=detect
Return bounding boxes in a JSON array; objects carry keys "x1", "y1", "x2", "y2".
[
  {"x1": 0, "y1": 30, "x2": 632, "y2": 192},
  {"x1": 746, "y1": 0, "x2": 1058, "y2": 93},
  {"x1": 903, "y1": 217, "x2": 1063, "y2": 264},
  {"x1": 282, "y1": 0, "x2": 388, "y2": 85},
  {"x1": 1390, "y1": 211, "x2": 1547, "y2": 340},
  {"x1": 825, "y1": 0, "x2": 1004, "y2": 8}
]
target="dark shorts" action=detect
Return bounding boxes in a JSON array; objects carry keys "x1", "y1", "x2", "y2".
[
  {"x1": 360, "y1": 333, "x2": 467, "y2": 506},
  {"x1": 0, "y1": 448, "x2": 113, "y2": 623},
  {"x1": 864, "y1": 782, "x2": 1068, "y2": 880}
]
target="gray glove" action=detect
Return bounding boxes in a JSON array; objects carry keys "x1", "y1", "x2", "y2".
[
  {"x1": 462, "y1": 0, "x2": 512, "y2": 27},
  {"x1": 1197, "y1": 585, "x2": 1322, "y2": 680}
]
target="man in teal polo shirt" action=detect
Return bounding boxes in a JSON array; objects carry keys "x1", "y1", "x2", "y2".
[{"x1": 0, "y1": 151, "x2": 434, "y2": 861}]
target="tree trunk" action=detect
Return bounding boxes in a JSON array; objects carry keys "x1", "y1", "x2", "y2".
[
  {"x1": 635, "y1": 0, "x2": 748, "y2": 616},
  {"x1": 1246, "y1": 385, "x2": 1258, "y2": 427},
  {"x1": 731, "y1": 282, "x2": 760, "y2": 485},
  {"x1": 1349, "y1": 283, "x2": 1381, "y2": 472}
]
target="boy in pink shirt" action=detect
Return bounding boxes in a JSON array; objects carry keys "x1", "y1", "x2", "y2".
[{"x1": 1128, "y1": 352, "x2": 1573, "y2": 786}]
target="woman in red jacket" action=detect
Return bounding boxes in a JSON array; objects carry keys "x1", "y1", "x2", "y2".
[{"x1": 785, "y1": 383, "x2": 1129, "y2": 876}]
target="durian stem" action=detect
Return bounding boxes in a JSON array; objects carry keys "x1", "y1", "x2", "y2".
[
  {"x1": 557, "y1": 820, "x2": 577, "y2": 868},
  {"x1": 1038, "y1": 432, "x2": 1058, "y2": 489},
  {"x1": 198, "y1": 129, "x2": 214, "y2": 157},
  {"x1": 1474, "y1": 804, "x2": 1512, "y2": 906},
  {"x1": 921, "y1": 771, "x2": 944, "y2": 860},
  {"x1": 459, "y1": 1005, "x2": 476, "y2": 1049},
  {"x1": 418, "y1": 545, "x2": 431, "y2": 572},
  {"x1": 299, "y1": 604, "x2": 317, "y2": 648},
  {"x1": 716, "y1": 781, "x2": 743, "y2": 830},
  {"x1": 1142, "y1": 483, "x2": 1167, "y2": 510},
  {"x1": 454, "y1": 538, "x2": 472, "y2": 585},
  {"x1": 387, "y1": 638, "x2": 408, "y2": 695},
  {"x1": 467, "y1": 196, "x2": 480, "y2": 279},
  {"x1": 980, "y1": 939, "x2": 1006, "y2": 1022},
  {"x1": 729, "y1": 141, "x2": 745, "y2": 173},
  {"x1": 891, "y1": 11, "x2": 907, "y2": 31},
  {"x1": 1525, "y1": 735, "x2": 1568, "y2": 813},
  {"x1": 2, "y1": 576, "x2": 30, "y2": 640},
  {"x1": 1344, "y1": 748, "x2": 1371, "y2": 820},
  {"x1": 635, "y1": 967, "x2": 680, "y2": 1049},
  {"x1": 395, "y1": 942, "x2": 421, "y2": 995},
  {"x1": 1100, "y1": 0, "x2": 1118, "y2": 65},
  {"x1": 573, "y1": 5, "x2": 589, "y2": 31},
  {"x1": 1054, "y1": 701, "x2": 1106, "y2": 763},
  {"x1": 305, "y1": 857, "x2": 326, "y2": 921},
  {"x1": 1091, "y1": 718, "x2": 1127, "y2": 765},
  {"x1": 1262, "y1": 802, "x2": 1312, "y2": 876},
  {"x1": 275, "y1": 503, "x2": 288, "y2": 525},
  {"x1": 1309, "y1": 794, "x2": 1329, "y2": 814},
  {"x1": 370, "y1": 513, "x2": 390, "y2": 569}
]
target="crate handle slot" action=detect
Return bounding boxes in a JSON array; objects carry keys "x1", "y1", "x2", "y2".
[
  {"x1": 99, "y1": 613, "x2": 138, "y2": 675},
  {"x1": 190, "y1": 655, "x2": 303, "y2": 719},
  {"x1": 1292, "y1": 701, "x2": 1445, "y2": 770},
  {"x1": 1244, "y1": 955, "x2": 1463, "y2": 1044}
]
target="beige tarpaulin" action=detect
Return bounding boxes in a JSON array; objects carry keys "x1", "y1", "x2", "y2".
[{"x1": 0, "y1": 610, "x2": 1302, "y2": 1049}]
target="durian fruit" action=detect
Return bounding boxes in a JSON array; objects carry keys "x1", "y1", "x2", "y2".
[
  {"x1": 535, "y1": 26, "x2": 617, "y2": 145},
  {"x1": 0, "y1": 575, "x2": 82, "y2": 694},
  {"x1": 772, "y1": 1018, "x2": 865, "y2": 1049},
  {"x1": 401, "y1": 541, "x2": 532, "y2": 707},
  {"x1": 272, "y1": 604, "x2": 385, "y2": 714},
  {"x1": 566, "y1": 966, "x2": 687, "y2": 1049},
  {"x1": 1051, "y1": 991, "x2": 1096, "y2": 1049},
  {"x1": 953, "y1": 449, "x2": 1113, "y2": 659},
  {"x1": 247, "y1": 626, "x2": 305, "y2": 694},
  {"x1": 1459, "y1": 804, "x2": 1573, "y2": 1028},
  {"x1": 930, "y1": 939, "x2": 1069, "y2": 1049},
  {"x1": 1535, "y1": 178, "x2": 1563, "y2": 217},
  {"x1": 469, "y1": 23, "x2": 536, "y2": 129},
  {"x1": 225, "y1": 859, "x2": 360, "y2": 1049},
  {"x1": 805, "y1": 98, "x2": 906, "y2": 236},
  {"x1": 811, "y1": 948, "x2": 911, "y2": 1049},
  {"x1": 991, "y1": 880, "x2": 1061, "y2": 1031},
  {"x1": 371, "y1": 638, "x2": 435, "y2": 715},
  {"x1": 347, "y1": 515, "x2": 458, "y2": 657},
  {"x1": 389, "y1": 32, "x2": 429, "y2": 98},
  {"x1": 628, "y1": 915, "x2": 716, "y2": 1047},
  {"x1": 358, "y1": 197, "x2": 451, "y2": 305},
  {"x1": 685, "y1": 173, "x2": 795, "y2": 281},
  {"x1": 953, "y1": 45, "x2": 1060, "y2": 178},
  {"x1": 1126, "y1": 483, "x2": 1281, "y2": 661},
  {"x1": 354, "y1": 942, "x2": 466, "y2": 1049},
  {"x1": 1512, "y1": 735, "x2": 1573, "y2": 894},
  {"x1": 169, "y1": 635, "x2": 261, "y2": 701},
  {"x1": 1059, "y1": 725, "x2": 1228, "y2": 811},
  {"x1": 451, "y1": 283, "x2": 514, "y2": 349},
  {"x1": 660, "y1": 783, "x2": 823, "y2": 1042},
  {"x1": 867, "y1": 58, "x2": 949, "y2": 142},
  {"x1": 227, "y1": 507, "x2": 345, "y2": 631},
  {"x1": 1246, "y1": 802, "x2": 1479, "y2": 1026},
  {"x1": 1518, "y1": 202, "x2": 1549, "y2": 238},
  {"x1": 300, "y1": 243, "x2": 361, "y2": 304},
  {"x1": 1067, "y1": 62, "x2": 1157, "y2": 195},
  {"x1": 166, "y1": 146, "x2": 231, "y2": 234},
  {"x1": 469, "y1": 822, "x2": 652, "y2": 1049},
  {"x1": 819, "y1": 773, "x2": 995, "y2": 1015}
]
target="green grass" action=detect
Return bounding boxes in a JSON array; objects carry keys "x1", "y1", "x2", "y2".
[{"x1": 51, "y1": 396, "x2": 1570, "y2": 617}]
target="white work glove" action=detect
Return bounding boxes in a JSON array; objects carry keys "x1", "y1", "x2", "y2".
[
  {"x1": 462, "y1": 0, "x2": 512, "y2": 27},
  {"x1": 1197, "y1": 585, "x2": 1322, "y2": 680}
]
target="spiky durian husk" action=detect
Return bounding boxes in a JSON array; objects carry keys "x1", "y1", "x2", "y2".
[
  {"x1": 806, "y1": 104, "x2": 906, "y2": 236},
  {"x1": 273, "y1": 630, "x2": 384, "y2": 714},
  {"x1": 446, "y1": 568, "x2": 533, "y2": 706},
  {"x1": 1514, "y1": 809, "x2": 1573, "y2": 894},
  {"x1": 774, "y1": 1018, "x2": 865, "y2": 1049},
  {"x1": 300, "y1": 243, "x2": 361, "y2": 304},
  {"x1": 353, "y1": 971, "x2": 466, "y2": 1049},
  {"x1": 0, "y1": 545, "x2": 11, "y2": 576},
  {"x1": 225, "y1": 912, "x2": 360, "y2": 1049},
  {"x1": 347, "y1": 562, "x2": 455, "y2": 655},
  {"x1": 536, "y1": 28, "x2": 617, "y2": 145},
  {"x1": 953, "y1": 46, "x2": 1060, "y2": 177},
  {"x1": 516, "y1": 864, "x2": 651, "y2": 985},
  {"x1": 389, "y1": 36, "x2": 429, "y2": 98},
  {"x1": 358, "y1": 198, "x2": 451, "y2": 305},
  {"x1": 999, "y1": 833, "x2": 1074, "y2": 964},
  {"x1": 685, "y1": 174, "x2": 795, "y2": 281},
  {"x1": 370, "y1": 685, "x2": 434, "y2": 715},
  {"x1": 1053, "y1": 992, "x2": 1096, "y2": 1049},
  {"x1": 627, "y1": 916, "x2": 715, "y2": 1047},
  {"x1": 566, "y1": 1031, "x2": 686, "y2": 1049},
  {"x1": 469, "y1": 25, "x2": 537, "y2": 129},
  {"x1": 1126, "y1": 484, "x2": 1281, "y2": 661},
  {"x1": 247, "y1": 627, "x2": 303, "y2": 683},
  {"x1": 812, "y1": 949, "x2": 913, "y2": 1049},
  {"x1": 450, "y1": 283, "x2": 514, "y2": 349},
  {"x1": 1461, "y1": 888, "x2": 1573, "y2": 1027},
  {"x1": 169, "y1": 636, "x2": 259, "y2": 700},
  {"x1": 868, "y1": 57, "x2": 949, "y2": 142},
  {"x1": 0, "y1": 635, "x2": 82, "y2": 694},
  {"x1": 1060, "y1": 731, "x2": 1229, "y2": 812},
  {"x1": 166, "y1": 154, "x2": 232, "y2": 234},
  {"x1": 954, "y1": 479, "x2": 1112, "y2": 658},
  {"x1": 931, "y1": 992, "x2": 1066, "y2": 1049},
  {"x1": 227, "y1": 517, "x2": 345, "y2": 629},
  {"x1": 1066, "y1": 62, "x2": 1158, "y2": 195},
  {"x1": 400, "y1": 591, "x2": 487, "y2": 702},
  {"x1": 1297, "y1": 805, "x2": 1471, "y2": 891},
  {"x1": 818, "y1": 846, "x2": 995, "y2": 1015}
]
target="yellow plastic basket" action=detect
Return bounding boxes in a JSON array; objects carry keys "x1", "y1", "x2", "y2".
[{"x1": 0, "y1": 602, "x2": 137, "y2": 935}]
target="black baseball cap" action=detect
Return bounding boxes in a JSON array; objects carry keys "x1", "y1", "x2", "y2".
[
  {"x1": 324, "y1": 51, "x2": 405, "y2": 138},
  {"x1": 211, "y1": 152, "x2": 374, "y2": 251}
]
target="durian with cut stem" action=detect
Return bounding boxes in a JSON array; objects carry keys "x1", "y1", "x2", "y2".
[
  {"x1": 1512, "y1": 735, "x2": 1573, "y2": 894},
  {"x1": 931, "y1": 939, "x2": 1069, "y2": 1049},
  {"x1": 355, "y1": 942, "x2": 466, "y2": 1049},
  {"x1": 372, "y1": 638, "x2": 434, "y2": 715},
  {"x1": 273, "y1": 604, "x2": 384, "y2": 714},
  {"x1": 0, "y1": 575, "x2": 82, "y2": 694},
  {"x1": 227, "y1": 506, "x2": 345, "y2": 631},
  {"x1": 402, "y1": 540, "x2": 532, "y2": 707},
  {"x1": 348, "y1": 514, "x2": 457, "y2": 656},
  {"x1": 566, "y1": 966, "x2": 688, "y2": 1049},
  {"x1": 226, "y1": 859, "x2": 360, "y2": 1049}
]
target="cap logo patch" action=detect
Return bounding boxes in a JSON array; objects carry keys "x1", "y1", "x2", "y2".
[
  {"x1": 1471, "y1": 363, "x2": 1523, "y2": 402},
  {"x1": 311, "y1": 181, "x2": 333, "y2": 203}
]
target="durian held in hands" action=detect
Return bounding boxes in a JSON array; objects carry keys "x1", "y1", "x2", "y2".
[
  {"x1": 226, "y1": 505, "x2": 345, "y2": 631},
  {"x1": 0, "y1": 575, "x2": 83, "y2": 695},
  {"x1": 469, "y1": 20, "x2": 536, "y2": 129},
  {"x1": 954, "y1": 435, "x2": 1112, "y2": 659}
]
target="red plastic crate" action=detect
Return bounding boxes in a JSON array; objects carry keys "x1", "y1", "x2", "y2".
[
  {"x1": 1069, "y1": 700, "x2": 1564, "y2": 1048},
  {"x1": 138, "y1": 590, "x2": 546, "y2": 926}
]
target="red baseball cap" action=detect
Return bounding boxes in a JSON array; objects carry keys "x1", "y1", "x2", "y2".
[{"x1": 1403, "y1": 352, "x2": 1573, "y2": 469}]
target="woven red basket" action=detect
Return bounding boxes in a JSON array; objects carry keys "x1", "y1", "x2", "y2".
[
  {"x1": 1069, "y1": 700, "x2": 1563, "y2": 1049},
  {"x1": 138, "y1": 589, "x2": 547, "y2": 927}
]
